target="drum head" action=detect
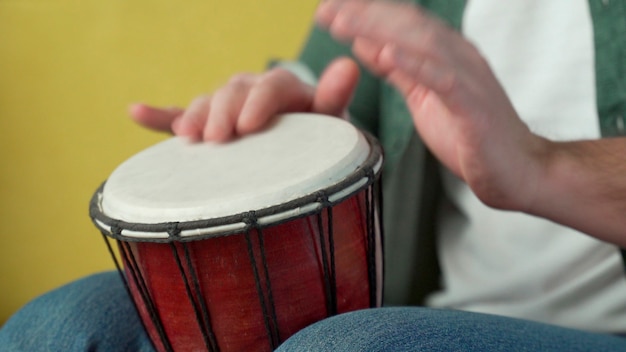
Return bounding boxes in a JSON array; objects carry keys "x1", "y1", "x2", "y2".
[{"x1": 96, "y1": 113, "x2": 378, "y2": 239}]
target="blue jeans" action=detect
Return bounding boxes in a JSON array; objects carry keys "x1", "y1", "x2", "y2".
[
  {"x1": 2, "y1": 271, "x2": 626, "y2": 351},
  {"x1": 0, "y1": 272, "x2": 154, "y2": 352},
  {"x1": 276, "y1": 308, "x2": 626, "y2": 352}
]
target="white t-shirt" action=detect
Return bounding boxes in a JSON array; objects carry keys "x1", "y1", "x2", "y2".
[{"x1": 427, "y1": 0, "x2": 626, "y2": 333}]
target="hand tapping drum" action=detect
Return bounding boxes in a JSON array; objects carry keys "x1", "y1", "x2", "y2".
[{"x1": 89, "y1": 113, "x2": 384, "y2": 352}]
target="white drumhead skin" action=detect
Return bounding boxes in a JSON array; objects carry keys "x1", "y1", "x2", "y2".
[{"x1": 102, "y1": 113, "x2": 370, "y2": 223}]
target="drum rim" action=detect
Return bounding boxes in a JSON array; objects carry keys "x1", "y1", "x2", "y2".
[{"x1": 89, "y1": 131, "x2": 383, "y2": 243}]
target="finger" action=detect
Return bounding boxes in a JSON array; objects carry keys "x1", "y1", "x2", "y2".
[
  {"x1": 316, "y1": 0, "x2": 365, "y2": 42},
  {"x1": 312, "y1": 56, "x2": 360, "y2": 116},
  {"x1": 236, "y1": 68, "x2": 314, "y2": 135},
  {"x1": 205, "y1": 73, "x2": 255, "y2": 141},
  {"x1": 350, "y1": 37, "x2": 392, "y2": 76},
  {"x1": 128, "y1": 103, "x2": 184, "y2": 133},
  {"x1": 174, "y1": 95, "x2": 211, "y2": 141},
  {"x1": 352, "y1": 37, "x2": 456, "y2": 98},
  {"x1": 389, "y1": 46, "x2": 458, "y2": 95},
  {"x1": 317, "y1": 0, "x2": 459, "y2": 64}
]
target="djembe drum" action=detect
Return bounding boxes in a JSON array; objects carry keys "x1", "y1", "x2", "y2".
[{"x1": 89, "y1": 113, "x2": 384, "y2": 352}]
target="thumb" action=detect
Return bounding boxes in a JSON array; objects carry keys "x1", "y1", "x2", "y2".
[{"x1": 312, "y1": 57, "x2": 360, "y2": 117}]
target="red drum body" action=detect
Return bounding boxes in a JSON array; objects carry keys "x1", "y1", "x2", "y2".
[
  {"x1": 121, "y1": 192, "x2": 376, "y2": 351},
  {"x1": 91, "y1": 114, "x2": 383, "y2": 352}
]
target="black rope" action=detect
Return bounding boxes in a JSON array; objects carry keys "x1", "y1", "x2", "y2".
[
  {"x1": 169, "y1": 242, "x2": 215, "y2": 351},
  {"x1": 326, "y1": 205, "x2": 338, "y2": 316},
  {"x1": 167, "y1": 221, "x2": 219, "y2": 351},
  {"x1": 375, "y1": 173, "x2": 385, "y2": 304},
  {"x1": 315, "y1": 192, "x2": 336, "y2": 317},
  {"x1": 315, "y1": 203, "x2": 332, "y2": 317},
  {"x1": 119, "y1": 240, "x2": 173, "y2": 352},
  {"x1": 255, "y1": 226, "x2": 281, "y2": 347},
  {"x1": 365, "y1": 185, "x2": 377, "y2": 308},
  {"x1": 244, "y1": 216, "x2": 275, "y2": 351},
  {"x1": 101, "y1": 231, "x2": 158, "y2": 352},
  {"x1": 181, "y1": 242, "x2": 219, "y2": 352},
  {"x1": 102, "y1": 232, "x2": 132, "y2": 301},
  {"x1": 89, "y1": 132, "x2": 384, "y2": 245}
]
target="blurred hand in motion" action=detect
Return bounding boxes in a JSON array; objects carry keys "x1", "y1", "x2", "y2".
[{"x1": 316, "y1": 0, "x2": 548, "y2": 212}]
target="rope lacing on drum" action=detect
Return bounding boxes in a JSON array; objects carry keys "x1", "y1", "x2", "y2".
[
  {"x1": 102, "y1": 230, "x2": 174, "y2": 352},
  {"x1": 243, "y1": 211, "x2": 281, "y2": 350},
  {"x1": 109, "y1": 223, "x2": 174, "y2": 351},
  {"x1": 168, "y1": 221, "x2": 219, "y2": 351},
  {"x1": 314, "y1": 191, "x2": 338, "y2": 317},
  {"x1": 364, "y1": 170, "x2": 378, "y2": 308},
  {"x1": 166, "y1": 222, "x2": 181, "y2": 240}
]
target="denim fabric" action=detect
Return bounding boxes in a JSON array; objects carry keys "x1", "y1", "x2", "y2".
[
  {"x1": 0, "y1": 272, "x2": 155, "y2": 352},
  {"x1": 3, "y1": 271, "x2": 626, "y2": 352},
  {"x1": 277, "y1": 307, "x2": 626, "y2": 352}
]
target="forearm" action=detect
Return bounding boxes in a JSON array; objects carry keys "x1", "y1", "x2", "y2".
[{"x1": 529, "y1": 137, "x2": 626, "y2": 247}]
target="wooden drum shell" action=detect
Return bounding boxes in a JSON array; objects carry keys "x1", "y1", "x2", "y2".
[{"x1": 119, "y1": 191, "x2": 377, "y2": 352}]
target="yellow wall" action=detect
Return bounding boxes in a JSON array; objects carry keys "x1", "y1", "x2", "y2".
[{"x1": 0, "y1": 0, "x2": 318, "y2": 324}]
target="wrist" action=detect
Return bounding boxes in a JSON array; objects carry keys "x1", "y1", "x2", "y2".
[
  {"x1": 524, "y1": 138, "x2": 573, "y2": 217},
  {"x1": 523, "y1": 138, "x2": 626, "y2": 244}
]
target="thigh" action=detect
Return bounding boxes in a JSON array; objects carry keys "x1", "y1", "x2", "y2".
[
  {"x1": 276, "y1": 307, "x2": 626, "y2": 352},
  {"x1": 0, "y1": 271, "x2": 155, "y2": 352}
]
